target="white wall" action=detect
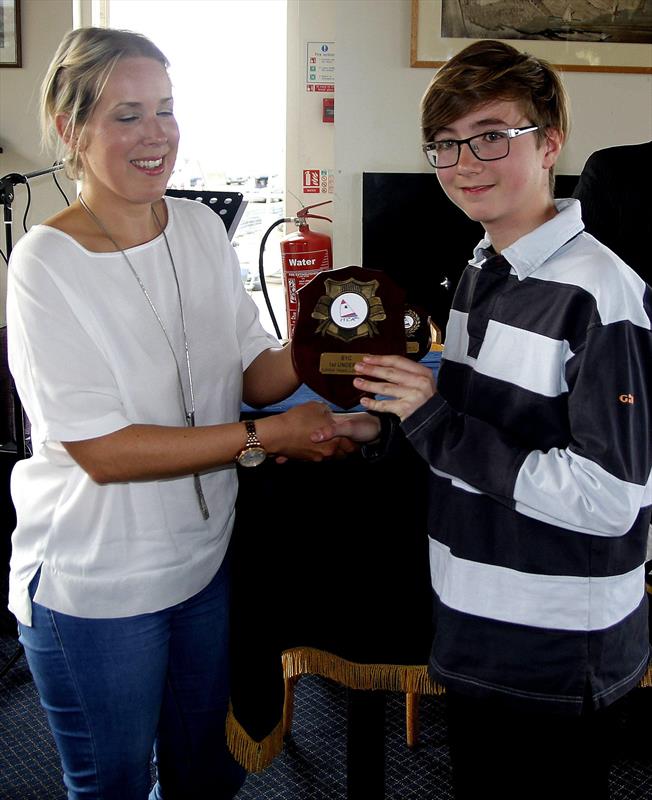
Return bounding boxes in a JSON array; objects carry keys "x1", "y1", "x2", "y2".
[
  {"x1": 0, "y1": 0, "x2": 76, "y2": 324},
  {"x1": 286, "y1": 0, "x2": 335, "y2": 238},
  {"x1": 333, "y1": 0, "x2": 652, "y2": 266},
  {"x1": 2, "y1": 0, "x2": 651, "y2": 314}
]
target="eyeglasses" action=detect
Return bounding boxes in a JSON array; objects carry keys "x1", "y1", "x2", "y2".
[{"x1": 422, "y1": 126, "x2": 539, "y2": 169}]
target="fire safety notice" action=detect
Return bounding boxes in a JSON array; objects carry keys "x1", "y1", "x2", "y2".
[
  {"x1": 306, "y1": 42, "x2": 335, "y2": 92},
  {"x1": 303, "y1": 169, "x2": 334, "y2": 194}
]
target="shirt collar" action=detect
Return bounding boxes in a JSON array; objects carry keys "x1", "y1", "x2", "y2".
[{"x1": 469, "y1": 198, "x2": 585, "y2": 280}]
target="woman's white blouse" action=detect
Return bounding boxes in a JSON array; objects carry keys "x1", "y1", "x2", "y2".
[{"x1": 6, "y1": 197, "x2": 278, "y2": 625}]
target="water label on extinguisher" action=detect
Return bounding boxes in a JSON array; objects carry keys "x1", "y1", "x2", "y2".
[{"x1": 284, "y1": 248, "x2": 331, "y2": 337}]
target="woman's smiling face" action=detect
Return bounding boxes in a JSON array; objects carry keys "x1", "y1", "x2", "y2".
[{"x1": 78, "y1": 56, "x2": 180, "y2": 208}]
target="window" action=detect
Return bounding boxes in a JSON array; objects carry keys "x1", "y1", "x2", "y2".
[{"x1": 106, "y1": 0, "x2": 287, "y2": 335}]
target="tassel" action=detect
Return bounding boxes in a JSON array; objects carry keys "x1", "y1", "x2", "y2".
[{"x1": 226, "y1": 703, "x2": 284, "y2": 773}]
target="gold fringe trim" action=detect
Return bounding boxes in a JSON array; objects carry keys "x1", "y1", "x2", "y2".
[
  {"x1": 226, "y1": 647, "x2": 444, "y2": 771},
  {"x1": 282, "y1": 647, "x2": 652, "y2": 693},
  {"x1": 227, "y1": 649, "x2": 652, "y2": 771},
  {"x1": 281, "y1": 646, "x2": 446, "y2": 695},
  {"x1": 226, "y1": 702, "x2": 284, "y2": 773}
]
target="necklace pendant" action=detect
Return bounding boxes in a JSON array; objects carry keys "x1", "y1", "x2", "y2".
[
  {"x1": 194, "y1": 474, "x2": 210, "y2": 520},
  {"x1": 186, "y1": 411, "x2": 195, "y2": 427}
]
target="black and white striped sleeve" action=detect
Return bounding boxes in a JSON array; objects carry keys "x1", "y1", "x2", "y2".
[{"x1": 402, "y1": 287, "x2": 652, "y2": 537}]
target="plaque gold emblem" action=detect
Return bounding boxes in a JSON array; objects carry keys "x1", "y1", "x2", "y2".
[{"x1": 311, "y1": 277, "x2": 387, "y2": 342}]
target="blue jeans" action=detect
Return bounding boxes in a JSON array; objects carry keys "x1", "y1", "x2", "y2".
[{"x1": 18, "y1": 561, "x2": 245, "y2": 800}]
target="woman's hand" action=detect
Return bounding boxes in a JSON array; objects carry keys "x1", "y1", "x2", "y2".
[
  {"x1": 258, "y1": 401, "x2": 357, "y2": 462},
  {"x1": 352, "y1": 355, "x2": 436, "y2": 421}
]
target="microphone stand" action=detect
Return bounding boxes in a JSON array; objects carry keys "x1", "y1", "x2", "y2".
[{"x1": 0, "y1": 163, "x2": 65, "y2": 458}]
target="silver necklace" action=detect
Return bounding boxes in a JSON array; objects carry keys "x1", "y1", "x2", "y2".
[{"x1": 78, "y1": 194, "x2": 209, "y2": 520}]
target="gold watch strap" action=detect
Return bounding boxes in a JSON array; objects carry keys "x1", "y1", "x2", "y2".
[{"x1": 243, "y1": 419, "x2": 261, "y2": 448}]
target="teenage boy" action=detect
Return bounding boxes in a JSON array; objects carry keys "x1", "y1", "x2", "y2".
[{"x1": 315, "y1": 40, "x2": 652, "y2": 799}]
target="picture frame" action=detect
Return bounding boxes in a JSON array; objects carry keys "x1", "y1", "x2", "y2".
[
  {"x1": 0, "y1": 0, "x2": 21, "y2": 68},
  {"x1": 411, "y1": 0, "x2": 652, "y2": 74}
]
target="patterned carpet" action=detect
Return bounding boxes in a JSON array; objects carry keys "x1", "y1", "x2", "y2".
[{"x1": 0, "y1": 635, "x2": 650, "y2": 799}]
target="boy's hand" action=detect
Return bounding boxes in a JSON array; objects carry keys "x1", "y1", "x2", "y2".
[
  {"x1": 265, "y1": 401, "x2": 357, "y2": 462},
  {"x1": 352, "y1": 354, "x2": 437, "y2": 421},
  {"x1": 310, "y1": 412, "x2": 382, "y2": 445}
]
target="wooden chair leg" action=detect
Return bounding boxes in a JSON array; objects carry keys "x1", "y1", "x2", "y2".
[
  {"x1": 283, "y1": 674, "x2": 300, "y2": 738},
  {"x1": 406, "y1": 691, "x2": 420, "y2": 748}
]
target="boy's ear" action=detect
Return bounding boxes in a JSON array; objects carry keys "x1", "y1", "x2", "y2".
[{"x1": 542, "y1": 128, "x2": 563, "y2": 169}]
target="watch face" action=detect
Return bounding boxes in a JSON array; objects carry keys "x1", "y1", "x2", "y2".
[{"x1": 237, "y1": 446, "x2": 267, "y2": 468}]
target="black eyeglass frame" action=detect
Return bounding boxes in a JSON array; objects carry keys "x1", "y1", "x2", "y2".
[{"x1": 422, "y1": 126, "x2": 540, "y2": 169}]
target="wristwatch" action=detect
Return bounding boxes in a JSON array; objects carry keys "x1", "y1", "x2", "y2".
[{"x1": 236, "y1": 419, "x2": 267, "y2": 468}]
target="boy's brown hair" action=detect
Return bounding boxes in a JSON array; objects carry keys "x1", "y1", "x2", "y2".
[{"x1": 421, "y1": 40, "x2": 569, "y2": 192}]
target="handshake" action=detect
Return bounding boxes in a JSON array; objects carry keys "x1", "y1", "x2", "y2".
[{"x1": 248, "y1": 353, "x2": 437, "y2": 466}]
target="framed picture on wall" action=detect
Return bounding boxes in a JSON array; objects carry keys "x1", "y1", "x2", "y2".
[
  {"x1": 411, "y1": 0, "x2": 652, "y2": 74},
  {"x1": 0, "y1": 0, "x2": 21, "y2": 68}
]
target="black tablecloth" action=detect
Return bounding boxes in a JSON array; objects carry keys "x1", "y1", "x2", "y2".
[{"x1": 227, "y1": 433, "x2": 437, "y2": 770}]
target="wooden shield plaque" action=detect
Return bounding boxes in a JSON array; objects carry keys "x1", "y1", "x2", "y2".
[{"x1": 292, "y1": 265, "x2": 416, "y2": 409}]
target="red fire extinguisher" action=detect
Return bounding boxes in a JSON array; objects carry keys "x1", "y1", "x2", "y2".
[{"x1": 280, "y1": 200, "x2": 333, "y2": 338}]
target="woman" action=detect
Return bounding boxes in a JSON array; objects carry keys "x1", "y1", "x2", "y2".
[{"x1": 6, "y1": 27, "x2": 351, "y2": 799}]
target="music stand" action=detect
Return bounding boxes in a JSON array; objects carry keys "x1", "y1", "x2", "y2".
[{"x1": 165, "y1": 188, "x2": 247, "y2": 240}]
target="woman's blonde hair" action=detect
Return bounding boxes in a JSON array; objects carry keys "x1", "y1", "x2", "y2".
[{"x1": 41, "y1": 27, "x2": 169, "y2": 179}]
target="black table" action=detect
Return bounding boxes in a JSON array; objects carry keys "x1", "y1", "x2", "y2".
[{"x1": 227, "y1": 406, "x2": 440, "y2": 797}]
